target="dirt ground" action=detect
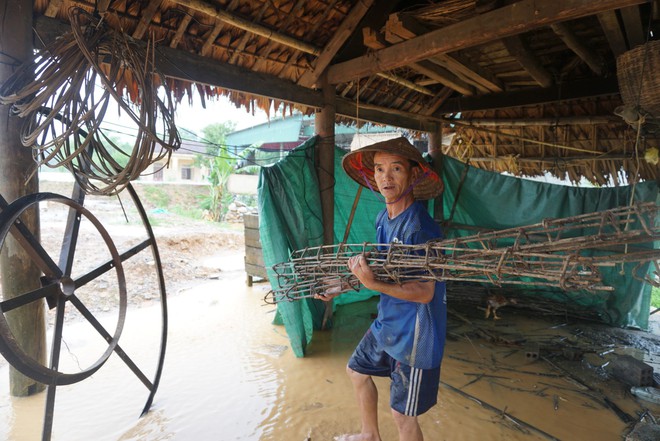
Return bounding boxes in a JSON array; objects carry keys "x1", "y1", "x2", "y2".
[{"x1": 4, "y1": 177, "x2": 247, "y2": 318}]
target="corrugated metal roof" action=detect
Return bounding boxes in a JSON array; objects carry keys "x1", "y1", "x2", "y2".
[{"x1": 226, "y1": 117, "x2": 306, "y2": 147}]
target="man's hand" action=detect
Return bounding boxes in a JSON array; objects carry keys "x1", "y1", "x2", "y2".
[
  {"x1": 348, "y1": 254, "x2": 376, "y2": 290},
  {"x1": 313, "y1": 278, "x2": 344, "y2": 302}
]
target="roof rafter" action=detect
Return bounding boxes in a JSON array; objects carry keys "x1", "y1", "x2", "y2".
[
  {"x1": 550, "y1": 21, "x2": 606, "y2": 75},
  {"x1": 362, "y1": 28, "x2": 474, "y2": 96},
  {"x1": 384, "y1": 13, "x2": 501, "y2": 94},
  {"x1": 297, "y1": 0, "x2": 374, "y2": 88},
  {"x1": 502, "y1": 35, "x2": 554, "y2": 88}
]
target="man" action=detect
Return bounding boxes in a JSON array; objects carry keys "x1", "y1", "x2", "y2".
[{"x1": 316, "y1": 137, "x2": 446, "y2": 441}]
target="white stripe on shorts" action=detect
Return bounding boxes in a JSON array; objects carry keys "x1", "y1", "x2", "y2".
[{"x1": 405, "y1": 367, "x2": 423, "y2": 416}]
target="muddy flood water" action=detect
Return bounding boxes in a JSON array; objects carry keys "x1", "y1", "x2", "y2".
[{"x1": 1, "y1": 250, "x2": 660, "y2": 441}]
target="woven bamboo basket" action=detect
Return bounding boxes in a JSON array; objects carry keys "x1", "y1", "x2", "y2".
[{"x1": 617, "y1": 40, "x2": 660, "y2": 118}]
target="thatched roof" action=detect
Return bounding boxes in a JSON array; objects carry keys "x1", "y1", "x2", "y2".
[{"x1": 31, "y1": 0, "x2": 660, "y2": 185}]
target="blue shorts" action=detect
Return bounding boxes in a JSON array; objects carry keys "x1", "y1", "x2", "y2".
[{"x1": 347, "y1": 329, "x2": 440, "y2": 416}]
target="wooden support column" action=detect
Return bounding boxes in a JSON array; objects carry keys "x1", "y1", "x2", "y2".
[
  {"x1": 0, "y1": 0, "x2": 47, "y2": 397},
  {"x1": 315, "y1": 77, "x2": 335, "y2": 330},
  {"x1": 315, "y1": 76, "x2": 336, "y2": 247},
  {"x1": 428, "y1": 127, "x2": 445, "y2": 225}
]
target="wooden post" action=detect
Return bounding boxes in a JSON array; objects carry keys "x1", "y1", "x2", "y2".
[
  {"x1": 315, "y1": 76, "x2": 335, "y2": 330},
  {"x1": 315, "y1": 76, "x2": 336, "y2": 247},
  {"x1": 428, "y1": 126, "x2": 445, "y2": 225},
  {"x1": 0, "y1": 0, "x2": 47, "y2": 396}
]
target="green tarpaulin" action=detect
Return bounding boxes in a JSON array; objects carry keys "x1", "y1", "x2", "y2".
[{"x1": 258, "y1": 136, "x2": 658, "y2": 357}]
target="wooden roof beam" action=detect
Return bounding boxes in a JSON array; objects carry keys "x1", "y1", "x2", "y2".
[
  {"x1": 452, "y1": 115, "x2": 620, "y2": 126},
  {"x1": 502, "y1": 36, "x2": 554, "y2": 88},
  {"x1": 363, "y1": 28, "x2": 474, "y2": 96},
  {"x1": 169, "y1": 12, "x2": 193, "y2": 49},
  {"x1": 620, "y1": 5, "x2": 647, "y2": 48},
  {"x1": 423, "y1": 87, "x2": 454, "y2": 117},
  {"x1": 436, "y1": 76, "x2": 619, "y2": 113},
  {"x1": 200, "y1": 23, "x2": 226, "y2": 57},
  {"x1": 335, "y1": 97, "x2": 439, "y2": 132},
  {"x1": 170, "y1": 0, "x2": 320, "y2": 56},
  {"x1": 551, "y1": 22, "x2": 606, "y2": 75},
  {"x1": 385, "y1": 13, "x2": 502, "y2": 94},
  {"x1": 132, "y1": 0, "x2": 163, "y2": 40},
  {"x1": 298, "y1": 0, "x2": 374, "y2": 88},
  {"x1": 326, "y1": 0, "x2": 650, "y2": 85},
  {"x1": 597, "y1": 10, "x2": 628, "y2": 56}
]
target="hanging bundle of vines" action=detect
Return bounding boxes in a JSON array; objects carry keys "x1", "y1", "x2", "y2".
[{"x1": 0, "y1": 7, "x2": 180, "y2": 195}]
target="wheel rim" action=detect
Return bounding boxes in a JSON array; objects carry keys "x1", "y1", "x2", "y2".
[{"x1": 0, "y1": 192, "x2": 127, "y2": 385}]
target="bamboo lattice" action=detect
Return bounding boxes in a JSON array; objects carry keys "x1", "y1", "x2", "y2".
[{"x1": 264, "y1": 203, "x2": 660, "y2": 304}]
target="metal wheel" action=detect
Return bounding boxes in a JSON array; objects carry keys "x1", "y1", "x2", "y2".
[{"x1": 0, "y1": 183, "x2": 167, "y2": 440}]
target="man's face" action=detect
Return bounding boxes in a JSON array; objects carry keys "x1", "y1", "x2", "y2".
[{"x1": 373, "y1": 151, "x2": 419, "y2": 203}]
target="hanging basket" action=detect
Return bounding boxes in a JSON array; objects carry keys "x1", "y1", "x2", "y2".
[{"x1": 616, "y1": 40, "x2": 660, "y2": 118}]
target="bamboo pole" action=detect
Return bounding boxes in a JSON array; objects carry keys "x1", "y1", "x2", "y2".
[{"x1": 0, "y1": 0, "x2": 47, "y2": 397}]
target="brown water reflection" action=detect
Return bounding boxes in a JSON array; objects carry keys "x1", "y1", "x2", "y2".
[{"x1": 1, "y1": 272, "x2": 659, "y2": 440}]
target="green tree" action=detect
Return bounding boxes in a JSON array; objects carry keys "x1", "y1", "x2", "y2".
[{"x1": 197, "y1": 121, "x2": 236, "y2": 221}]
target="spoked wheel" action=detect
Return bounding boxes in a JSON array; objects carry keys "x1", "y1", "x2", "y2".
[{"x1": 0, "y1": 183, "x2": 167, "y2": 440}]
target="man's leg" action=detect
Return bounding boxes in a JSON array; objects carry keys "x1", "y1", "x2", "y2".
[
  {"x1": 389, "y1": 363, "x2": 440, "y2": 441},
  {"x1": 391, "y1": 409, "x2": 423, "y2": 441},
  {"x1": 343, "y1": 366, "x2": 381, "y2": 441}
]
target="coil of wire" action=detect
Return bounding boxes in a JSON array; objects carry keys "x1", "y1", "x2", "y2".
[{"x1": 0, "y1": 7, "x2": 181, "y2": 195}]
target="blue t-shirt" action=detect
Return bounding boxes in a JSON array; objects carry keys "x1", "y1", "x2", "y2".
[{"x1": 370, "y1": 201, "x2": 447, "y2": 369}]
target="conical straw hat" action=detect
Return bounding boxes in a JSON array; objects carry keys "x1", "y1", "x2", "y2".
[{"x1": 341, "y1": 137, "x2": 443, "y2": 200}]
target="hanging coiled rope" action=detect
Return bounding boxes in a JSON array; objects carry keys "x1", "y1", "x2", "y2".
[{"x1": 0, "y1": 7, "x2": 180, "y2": 195}]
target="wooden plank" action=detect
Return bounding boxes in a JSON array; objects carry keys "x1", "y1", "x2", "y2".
[
  {"x1": 245, "y1": 262, "x2": 267, "y2": 278},
  {"x1": 327, "y1": 0, "x2": 649, "y2": 84},
  {"x1": 502, "y1": 36, "x2": 554, "y2": 88},
  {"x1": 245, "y1": 246, "x2": 265, "y2": 265},
  {"x1": 298, "y1": 0, "x2": 375, "y2": 88},
  {"x1": 551, "y1": 22, "x2": 605, "y2": 75},
  {"x1": 244, "y1": 227, "x2": 260, "y2": 241},
  {"x1": 245, "y1": 236, "x2": 261, "y2": 248},
  {"x1": 244, "y1": 214, "x2": 259, "y2": 228},
  {"x1": 132, "y1": 0, "x2": 163, "y2": 40},
  {"x1": 597, "y1": 10, "x2": 628, "y2": 56}
]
